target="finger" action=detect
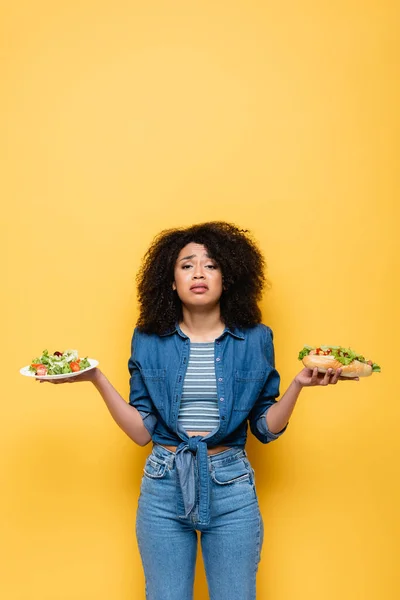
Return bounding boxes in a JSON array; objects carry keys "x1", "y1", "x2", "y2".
[
  {"x1": 311, "y1": 367, "x2": 319, "y2": 385},
  {"x1": 330, "y1": 368, "x2": 342, "y2": 385},
  {"x1": 321, "y1": 369, "x2": 331, "y2": 386}
]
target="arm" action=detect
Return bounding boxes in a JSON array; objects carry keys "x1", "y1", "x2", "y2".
[
  {"x1": 91, "y1": 368, "x2": 152, "y2": 446},
  {"x1": 37, "y1": 330, "x2": 157, "y2": 446},
  {"x1": 89, "y1": 327, "x2": 157, "y2": 447},
  {"x1": 265, "y1": 353, "x2": 359, "y2": 434},
  {"x1": 265, "y1": 378, "x2": 302, "y2": 434},
  {"x1": 248, "y1": 326, "x2": 288, "y2": 443},
  {"x1": 39, "y1": 362, "x2": 152, "y2": 446}
]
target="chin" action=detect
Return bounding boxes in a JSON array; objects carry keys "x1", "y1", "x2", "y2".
[{"x1": 183, "y1": 296, "x2": 221, "y2": 309}]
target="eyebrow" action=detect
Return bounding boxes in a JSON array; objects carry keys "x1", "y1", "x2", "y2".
[{"x1": 179, "y1": 253, "x2": 210, "y2": 262}]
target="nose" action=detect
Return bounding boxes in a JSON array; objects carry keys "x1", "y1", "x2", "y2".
[{"x1": 193, "y1": 264, "x2": 205, "y2": 279}]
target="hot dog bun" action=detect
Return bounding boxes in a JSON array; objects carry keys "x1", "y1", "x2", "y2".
[{"x1": 302, "y1": 353, "x2": 373, "y2": 377}]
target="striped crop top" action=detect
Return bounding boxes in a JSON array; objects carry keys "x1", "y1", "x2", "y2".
[{"x1": 177, "y1": 342, "x2": 219, "y2": 432}]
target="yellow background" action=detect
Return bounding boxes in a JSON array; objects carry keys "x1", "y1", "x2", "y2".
[{"x1": 2, "y1": 1, "x2": 398, "y2": 599}]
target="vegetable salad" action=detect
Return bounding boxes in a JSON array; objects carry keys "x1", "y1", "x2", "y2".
[{"x1": 29, "y1": 350, "x2": 91, "y2": 376}]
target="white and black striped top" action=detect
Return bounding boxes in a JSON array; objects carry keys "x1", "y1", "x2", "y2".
[{"x1": 177, "y1": 342, "x2": 220, "y2": 432}]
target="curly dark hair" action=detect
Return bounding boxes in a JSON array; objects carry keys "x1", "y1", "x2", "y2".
[{"x1": 135, "y1": 221, "x2": 271, "y2": 334}]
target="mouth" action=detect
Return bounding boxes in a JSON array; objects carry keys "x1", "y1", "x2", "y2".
[{"x1": 190, "y1": 285, "x2": 209, "y2": 292}]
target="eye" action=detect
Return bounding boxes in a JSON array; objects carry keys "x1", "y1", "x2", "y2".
[
  {"x1": 205, "y1": 264, "x2": 218, "y2": 269},
  {"x1": 181, "y1": 264, "x2": 192, "y2": 270}
]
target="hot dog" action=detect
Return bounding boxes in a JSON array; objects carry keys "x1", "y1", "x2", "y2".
[{"x1": 298, "y1": 345, "x2": 381, "y2": 378}]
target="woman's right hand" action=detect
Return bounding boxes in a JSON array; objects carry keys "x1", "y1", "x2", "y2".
[{"x1": 37, "y1": 367, "x2": 101, "y2": 384}]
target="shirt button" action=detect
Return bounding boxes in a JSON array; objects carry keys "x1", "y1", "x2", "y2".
[
  {"x1": 216, "y1": 358, "x2": 221, "y2": 362},
  {"x1": 220, "y1": 397, "x2": 224, "y2": 402},
  {"x1": 218, "y1": 377, "x2": 223, "y2": 382}
]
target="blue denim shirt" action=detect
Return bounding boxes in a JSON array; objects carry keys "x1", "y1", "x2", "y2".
[{"x1": 128, "y1": 323, "x2": 287, "y2": 525}]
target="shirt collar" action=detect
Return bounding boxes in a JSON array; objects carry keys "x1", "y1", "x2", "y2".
[{"x1": 160, "y1": 323, "x2": 245, "y2": 340}]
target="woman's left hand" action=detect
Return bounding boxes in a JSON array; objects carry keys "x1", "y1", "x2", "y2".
[{"x1": 294, "y1": 367, "x2": 359, "y2": 388}]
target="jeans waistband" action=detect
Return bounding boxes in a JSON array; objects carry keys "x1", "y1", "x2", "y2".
[{"x1": 153, "y1": 443, "x2": 246, "y2": 465}]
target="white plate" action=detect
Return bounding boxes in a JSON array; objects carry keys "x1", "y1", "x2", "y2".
[{"x1": 20, "y1": 358, "x2": 99, "y2": 380}]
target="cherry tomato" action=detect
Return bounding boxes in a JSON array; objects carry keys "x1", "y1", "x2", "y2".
[{"x1": 70, "y1": 362, "x2": 80, "y2": 372}]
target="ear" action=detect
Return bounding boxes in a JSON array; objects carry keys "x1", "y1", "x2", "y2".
[{"x1": 172, "y1": 281, "x2": 177, "y2": 291}]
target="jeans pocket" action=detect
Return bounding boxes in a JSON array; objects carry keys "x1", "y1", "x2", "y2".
[
  {"x1": 143, "y1": 456, "x2": 168, "y2": 479},
  {"x1": 210, "y1": 459, "x2": 251, "y2": 486},
  {"x1": 242, "y1": 457, "x2": 256, "y2": 486}
]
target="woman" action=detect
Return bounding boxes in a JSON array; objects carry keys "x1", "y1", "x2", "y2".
[{"x1": 40, "y1": 221, "x2": 358, "y2": 600}]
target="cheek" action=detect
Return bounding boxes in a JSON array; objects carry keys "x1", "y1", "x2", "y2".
[
  {"x1": 174, "y1": 269, "x2": 189, "y2": 288},
  {"x1": 213, "y1": 272, "x2": 223, "y2": 288}
]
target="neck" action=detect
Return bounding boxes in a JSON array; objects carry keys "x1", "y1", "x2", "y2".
[{"x1": 180, "y1": 306, "x2": 225, "y2": 342}]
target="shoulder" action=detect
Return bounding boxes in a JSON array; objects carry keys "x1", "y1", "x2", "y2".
[
  {"x1": 242, "y1": 323, "x2": 274, "y2": 341},
  {"x1": 133, "y1": 326, "x2": 164, "y2": 340},
  {"x1": 132, "y1": 326, "x2": 164, "y2": 350}
]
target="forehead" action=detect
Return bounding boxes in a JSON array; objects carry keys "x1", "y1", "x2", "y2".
[{"x1": 176, "y1": 242, "x2": 209, "y2": 259}]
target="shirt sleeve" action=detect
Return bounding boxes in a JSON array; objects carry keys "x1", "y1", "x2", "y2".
[
  {"x1": 127, "y1": 328, "x2": 157, "y2": 436},
  {"x1": 248, "y1": 326, "x2": 288, "y2": 444}
]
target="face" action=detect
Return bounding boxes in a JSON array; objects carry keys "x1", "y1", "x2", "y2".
[{"x1": 173, "y1": 243, "x2": 223, "y2": 308}]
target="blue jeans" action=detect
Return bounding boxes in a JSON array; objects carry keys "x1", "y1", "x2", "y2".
[{"x1": 136, "y1": 444, "x2": 264, "y2": 600}]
